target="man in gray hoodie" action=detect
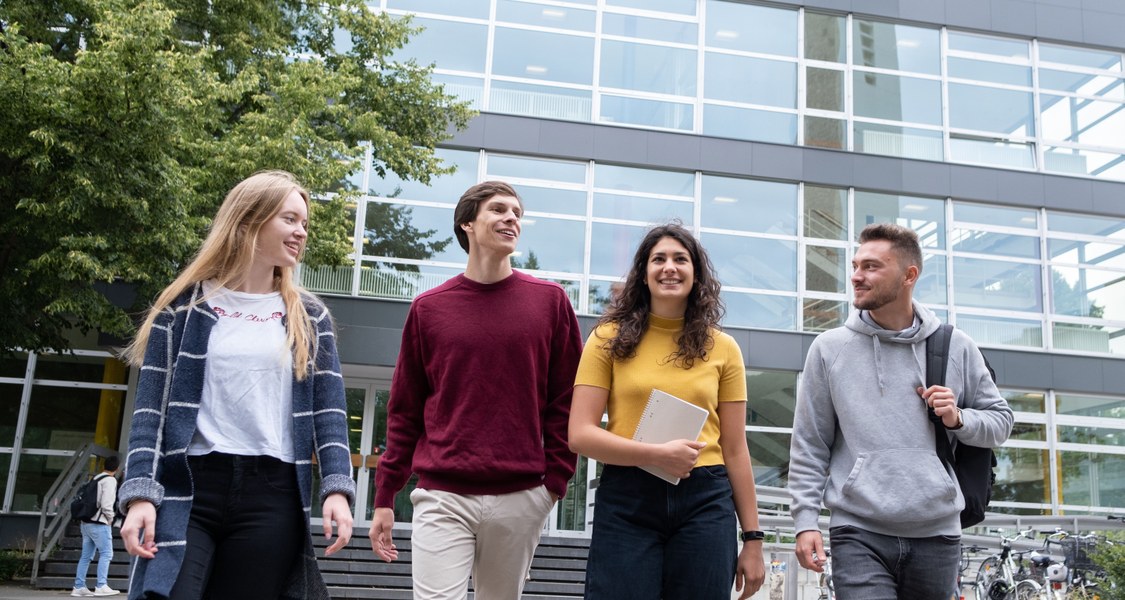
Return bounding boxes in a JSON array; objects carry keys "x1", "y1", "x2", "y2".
[{"x1": 789, "y1": 223, "x2": 1013, "y2": 599}]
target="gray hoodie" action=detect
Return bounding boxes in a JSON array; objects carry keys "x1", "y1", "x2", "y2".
[{"x1": 789, "y1": 302, "x2": 1013, "y2": 538}]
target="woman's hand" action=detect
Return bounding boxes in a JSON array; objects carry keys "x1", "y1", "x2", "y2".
[
  {"x1": 121, "y1": 500, "x2": 158, "y2": 559},
  {"x1": 654, "y1": 439, "x2": 706, "y2": 480},
  {"x1": 321, "y1": 493, "x2": 354, "y2": 556}
]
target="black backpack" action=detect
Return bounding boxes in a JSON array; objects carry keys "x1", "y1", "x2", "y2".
[
  {"x1": 925, "y1": 323, "x2": 998, "y2": 529},
  {"x1": 70, "y1": 473, "x2": 109, "y2": 523}
]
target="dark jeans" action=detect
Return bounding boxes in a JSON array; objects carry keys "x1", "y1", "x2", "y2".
[
  {"x1": 829, "y1": 525, "x2": 960, "y2": 600},
  {"x1": 584, "y1": 464, "x2": 737, "y2": 600},
  {"x1": 167, "y1": 453, "x2": 305, "y2": 600}
]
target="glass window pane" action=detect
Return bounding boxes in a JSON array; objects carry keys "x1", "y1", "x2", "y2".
[
  {"x1": 1051, "y1": 266, "x2": 1125, "y2": 320},
  {"x1": 804, "y1": 12, "x2": 845, "y2": 63},
  {"x1": 31, "y1": 353, "x2": 122, "y2": 384},
  {"x1": 954, "y1": 202, "x2": 1038, "y2": 229},
  {"x1": 948, "y1": 84, "x2": 1034, "y2": 135},
  {"x1": 722, "y1": 291, "x2": 797, "y2": 330},
  {"x1": 601, "y1": 40, "x2": 696, "y2": 95},
  {"x1": 605, "y1": 0, "x2": 696, "y2": 15},
  {"x1": 1039, "y1": 44, "x2": 1123, "y2": 72},
  {"x1": 852, "y1": 19, "x2": 940, "y2": 75},
  {"x1": 593, "y1": 193, "x2": 693, "y2": 223},
  {"x1": 489, "y1": 155, "x2": 586, "y2": 184},
  {"x1": 387, "y1": 0, "x2": 489, "y2": 18},
  {"x1": 705, "y1": 53, "x2": 796, "y2": 107},
  {"x1": 489, "y1": 81, "x2": 592, "y2": 121},
  {"x1": 703, "y1": 233, "x2": 797, "y2": 291},
  {"x1": 806, "y1": 246, "x2": 846, "y2": 293},
  {"x1": 948, "y1": 32, "x2": 1029, "y2": 60},
  {"x1": 496, "y1": 0, "x2": 595, "y2": 32},
  {"x1": 853, "y1": 72, "x2": 942, "y2": 125},
  {"x1": 700, "y1": 176, "x2": 797, "y2": 234},
  {"x1": 705, "y1": 1, "x2": 796, "y2": 57},
  {"x1": 1056, "y1": 394, "x2": 1124, "y2": 419},
  {"x1": 803, "y1": 299, "x2": 847, "y2": 332},
  {"x1": 947, "y1": 58, "x2": 1031, "y2": 86},
  {"x1": 854, "y1": 123, "x2": 944, "y2": 161},
  {"x1": 1048, "y1": 239, "x2": 1125, "y2": 269},
  {"x1": 1, "y1": 383, "x2": 21, "y2": 446},
  {"x1": 1, "y1": 353, "x2": 27, "y2": 378},
  {"x1": 806, "y1": 67, "x2": 844, "y2": 111},
  {"x1": 1041, "y1": 95, "x2": 1125, "y2": 147},
  {"x1": 952, "y1": 257, "x2": 1043, "y2": 312},
  {"x1": 916, "y1": 254, "x2": 948, "y2": 304},
  {"x1": 590, "y1": 222, "x2": 645, "y2": 277},
  {"x1": 703, "y1": 105, "x2": 796, "y2": 144},
  {"x1": 804, "y1": 116, "x2": 846, "y2": 150},
  {"x1": 24, "y1": 386, "x2": 104, "y2": 450},
  {"x1": 515, "y1": 217, "x2": 585, "y2": 273},
  {"x1": 513, "y1": 185, "x2": 586, "y2": 216},
  {"x1": 595, "y1": 164, "x2": 694, "y2": 196},
  {"x1": 993, "y1": 447, "x2": 1050, "y2": 506},
  {"x1": 372, "y1": 148, "x2": 479, "y2": 201},
  {"x1": 957, "y1": 314, "x2": 1044, "y2": 348},
  {"x1": 1047, "y1": 211, "x2": 1125, "y2": 238},
  {"x1": 804, "y1": 185, "x2": 847, "y2": 240},
  {"x1": 854, "y1": 191, "x2": 946, "y2": 249},
  {"x1": 952, "y1": 229, "x2": 1040, "y2": 259},
  {"x1": 749, "y1": 431, "x2": 792, "y2": 488},
  {"x1": 602, "y1": 12, "x2": 696, "y2": 44},
  {"x1": 746, "y1": 370, "x2": 797, "y2": 428},
  {"x1": 433, "y1": 73, "x2": 484, "y2": 109},
  {"x1": 363, "y1": 203, "x2": 461, "y2": 263},
  {"x1": 494, "y1": 28, "x2": 594, "y2": 85},
  {"x1": 1003, "y1": 390, "x2": 1046, "y2": 413},
  {"x1": 1058, "y1": 425, "x2": 1125, "y2": 447},
  {"x1": 950, "y1": 137, "x2": 1035, "y2": 170},
  {"x1": 396, "y1": 18, "x2": 487, "y2": 73},
  {"x1": 1046, "y1": 148, "x2": 1125, "y2": 179},
  {"x1": 351, "y1": 263, "x2": 461, "y2": 300},
  {"x1": 588, "y1": 280, "x2": 622, "y2": 315},
  {"x1": 1052, "y1": 322, "x2": 1124, "y2": 354},
  {"x1": 600, "y1": 95, "x2": 693, "y2": 130},
  {"x1": 1058, "y1": 450, "x2": 1124, "y2": 508},
  {"x1": 1039, "y1": 70, "x2": 1124, "y2": 98}
]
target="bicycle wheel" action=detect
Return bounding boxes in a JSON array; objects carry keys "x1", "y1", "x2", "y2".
[
  {"x1": 977, "y1": 557, "x2": 1003, "y2": 600},
  {"x1": 1014, "y1": 580, "x2": 1044, "y2": 600}
]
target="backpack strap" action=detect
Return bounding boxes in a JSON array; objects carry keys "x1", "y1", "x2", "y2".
[{"x1": 925, "y1": 323, "x2": 956, "y2": 466}]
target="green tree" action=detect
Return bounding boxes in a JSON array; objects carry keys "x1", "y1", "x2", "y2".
[
  {"x1": 0, "y1": 0, "x2": 473, "y2": 354},
  {"x1": 1092, "y1": 530, "x2": 1125, "y2": 598}
]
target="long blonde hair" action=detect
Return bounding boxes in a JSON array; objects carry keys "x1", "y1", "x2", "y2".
[{"x1": 123, "y1": 170, "x2": 317, "y2": 379}]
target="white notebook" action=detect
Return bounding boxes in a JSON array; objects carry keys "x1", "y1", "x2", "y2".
[{"x1": 632, "y1": 388, "x2": 709, "y2": 485}]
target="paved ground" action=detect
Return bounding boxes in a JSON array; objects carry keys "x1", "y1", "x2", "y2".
[{"x1": 0, "y1": 582, "x2": 83, "y2": 599}]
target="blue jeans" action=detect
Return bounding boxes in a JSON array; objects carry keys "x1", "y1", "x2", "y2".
[
  {"x1": 584, "y1": 465, "x2": 737, "y2": 600},
  {"x1": 75, "y1": 521, "x2": 113, "y2": 588},
  {"x1": 829, "y1": 525, "x2": 960, "y2": 600}
]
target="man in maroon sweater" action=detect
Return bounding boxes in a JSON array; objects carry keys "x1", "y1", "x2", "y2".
[{"x1": 369, "y1": 181, "x2": 583, "y2": 600}]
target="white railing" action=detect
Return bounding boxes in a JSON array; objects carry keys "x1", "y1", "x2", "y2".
[{"x1": 860, "y1": 129, "x2": 944, "y2": 161}]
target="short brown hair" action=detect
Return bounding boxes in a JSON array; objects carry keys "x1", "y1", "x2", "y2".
[
  {"x1": 453, "y1": 181, "x2": 522, "y2": 253},
  {"x1": 858, "y1": 223, "x2": 923, "y2": 273}
]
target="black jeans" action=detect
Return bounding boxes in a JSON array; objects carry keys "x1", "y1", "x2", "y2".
[
  {"x1": 829, "y1": 524, "x2": 961, "y2": 600},
  {"x1": 168, "y1": 453, "x2": 305, "y2": 600}
]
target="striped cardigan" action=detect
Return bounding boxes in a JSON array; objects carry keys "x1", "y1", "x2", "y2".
[{"x1": 118, "y1": 283, "x2": 355, "y2": 600}]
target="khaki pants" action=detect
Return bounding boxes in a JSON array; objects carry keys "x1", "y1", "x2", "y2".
[{"x1": 409, "y1": 486, "x2": 555, "y2": 600}]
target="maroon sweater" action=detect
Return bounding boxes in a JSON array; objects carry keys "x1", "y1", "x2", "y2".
[{"x1": 374, "y1": 271, "x2": 583, "y2": 508}]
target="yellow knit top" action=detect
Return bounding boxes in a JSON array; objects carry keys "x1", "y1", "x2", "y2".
[{"x1": 574, "y1": 314, "x2": 747, "y2": 467}]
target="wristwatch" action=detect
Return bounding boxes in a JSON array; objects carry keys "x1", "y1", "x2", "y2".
[{"x1": 740, "y1": 530, "x2": 766, "y2": 542}]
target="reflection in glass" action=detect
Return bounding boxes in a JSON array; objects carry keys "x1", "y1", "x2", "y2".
[
  {"x1": 722, "y1": 292, "x2": 797, "y2": 330},
  {"x1": 587, "y1": 280, "x2": 623, "y2": 315},
  {"x1": 952, "y1": 257, "x2": 1042, "y2": 312},
  {"x1": 24, "y1": 387, "x2": 101, "y2": 449},
  {"x1": 395, "y1": 18, "x2": 487, "y2": 73},
  {"x1": 853, "y1": 72, "x2": 942, "y2": 125},
  {"x1": 947, "y1": 32, "x2": 1028, "y2": 59},
  {"x1": 363, "y1": 203, "x2": 458, "y2": 263},
  {"x1": 854, "y1": 123, "x2": 943, "y2": 161},
  {"x1": 512, "y1": 185, "x2": 586, "y2": 217},
  {"x1": 947, "y1": 58, "x2": 1031, "y2": 86},
  {"x1": 950, "y1": 137, "x2": 1034, "y2": 170},
  {"x1": 956, "y1": 314, "x2": 1043, "y2": 348},
  {"x1": 703, "y1": 105, "x2": 796, "y2": 144},
  {"x1": 704, "y1": 1, "x2": 796, "y2": 57},
  {"x1": 954, "y1": 202, "x2": 1038, "y2": 229},
  {"x1": 0, "y1": 353, "x2": 27, "y2": 378},
  {"x1": 603, "y1": 12, "x2": 696, "y2": 44},
  {"x1": 746, "y1": 370, "x2": 796, "y2": 428},
  {"x1": 490, "y1": 81, "x2": 592, "y2": 122},
  {"x1": 496, "y1": 0, "x2": 595, "y2": 32},
  {"x1": 432, "y1": 74, "x2": 483, "y2": 109},
  {"x1": 854, "y1": 191, "x2": 946, "y2": 248},
  {"x1": 591, "y1": 222, "x2": 645, "y2": 277},
  {"x1": 916, "y1": 254, "x2": 947, "y2": 305},
  {"x1": 705, "y1": 53, "x2": 796, "y2": 107},
  {"x1": 387, "y1": 0, "x2": 489, "y2": 19},
  {"x1": 748, "y1": 431, "x2": 792, "y2": 488},
  {"x1": 804, "y1": 12, "x2": 845, "y2": 63},
  {"x1": 601, "y1": 40, "x2": 696, "y2": 95},
  {"x1": 704, "y1": 234, "x2": 797, "y2": 291},
  {"x1": 1056, "y1": 394, "x2": 1125, "y2": 419},
  {"x1": 700, "y1": 176, "x2": 797, "y2": 235},
  {"x1": 806, "y1": 246, "x2": 846, "y2": 293},
  {"x1": 595, "y1": 164, "x2": 694, "y2": 196},
  {"x1": 1048, "y1": 239, "x2": 1125, "y2": 269},
  {"x1": 1059, "y1": 425, "x2": 1125, "y2": 447},
  {"x1": 1038, "y1": 70, "x2": 1124, "y2": 98},
  {"x1": 852, "y1": 19, "x2": 940, "y2": 75},
  {"x1": 948, "y1": 84, "x2": 1034, "y2": 135},
  {"x1": 600, "y1": 95, "x2": 693, "y2": 130},
  {"x1": 2, "y1": 383, "x2": 22, "y2": 446},
  {"x1": 993, "y1": 447, "x2": 1050, "y2": 506},
  {"x1": 804, "y1": 116, "x2": 845, "y2": 150},
  {"x1": 1041, "y1": 95, "x2": 1125, "y2": 147},
  {"x1": 1039, "y1": 44, "x2": 1122, "y2": 72},
  {"x1": 1002, "y1": 390, "x2": 1046, "y2": 414},
  {"x1": 372, "y1": 148, "x2": 479, "y2": 201},
  {"x1": 803, "y1": 299, "x2": 847, "y2": 332},
  {"x1": 489, "y1": 154, "x2": 586, "y2": 184},
  {"x1": 605, "y1": 0, "x2": 696, "y2": 15},
  {"x1": 515, "y1": 217, "x2": 585, "y2": 274},
  {"x1": 593, "y1": 193, "x2": 693, "y2": 224},
  {"x1": 807, "y1": 67, "x2": 844, "y2": 112},
  {"x1": 1058, "y1": 450, "x2": 1124, "y2": 508},
  {"x1": 804, "y1": 186, "x2": 847, "y2": 240},
  {"x1": 1051, "y1": 266, "x2": 1123, "y2": 320},
  {"x1": 1053, "y1": 322, "x2": 1124, "y2": 355},
  {"x1": 351, "y1": 263, "x2": 463, "y2": 301},
  {"x1": 494, "y1": 28, "x2": 595, "y2": 85},
  {"x1": 952, "y1": 229, "x2": 1040, "y2": 259},
  {"x1": 1047, "y1": 211, "x2": 1125, "y2": 238}
]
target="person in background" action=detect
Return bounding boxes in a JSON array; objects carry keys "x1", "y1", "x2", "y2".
[
  {"x1": 72, "y1": 455, "x2": 121, "y2": 597},
  {"x1": 369, "y1": 181, "x2": 584, "y2": 600},
  {"x1": 569, "y1": 222, "x2": 766, "y2": 600},
  {"x1": 118, "y1": 170, "x2": 354, "y2": 600}
]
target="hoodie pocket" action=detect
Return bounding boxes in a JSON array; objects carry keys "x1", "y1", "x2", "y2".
[{"x1": 837, "y1": 449, "x2": 958, "y2": 524}]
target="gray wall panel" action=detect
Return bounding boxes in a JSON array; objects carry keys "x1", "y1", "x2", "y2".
[
  {"x1": 751, "y1": 144, "x2": 805, "y2": 181},
  {"x1": 538, "y1": 120, "x2": 595, "y2": 159},
  {"x1": 1083, "y1": 0, "x2": 1125, "y2": 15},
  {"x1": 647, "y1": 131, "x2": 701, "y2": 171},
  {"x1": 483, "y1": 116, "x2": 540, "y2": 154},
  {"x1": 802, "y1": 149, "x2": 854, "y2": 188},
  {"x1": 899, "y1": 0, "x2": 946, "y2": 24},
  {"x1": 1036, "y1": 4, "x2": 1086, "y2": 42},
  {"x1": 851, "y1": 155, "x2": 904, "y2": 193},
  {"x1": 950, "y1": 165, "x2": 1000, "y2": 201},
  {"x1": 592, "y1": 126, "x2": 649, "y2": 165},
  {"x1": 902, "y1": 160, "x2": 952, "y2": 197},
  {"x1": 699, "y1": 137, "x2": 753, "y2": 175},
  {"x1": 946, "y1": 0, "x2": 992, "y2": 29},
  {"x1": 1082, "y1": 10, "x2": 1125, "y2": 48},
  {"x1": 1045, "y1": 176, "x2": 1094, "y2": 213},
  {"x1": 1051, "y1": 355, "x2": 1105, "y2": 392},
  {"x1": 996, "y1": 171, "x2": 1045, "y2": 206},
  {"x1": 852, "y1": 0, "x2": 899, "y2": 18},
  {"x1": 990, "y1": 0, "x2": 1040, "y2": 37}
]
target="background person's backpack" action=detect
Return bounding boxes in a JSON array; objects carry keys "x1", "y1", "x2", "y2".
[
  {"x1": 70, "y1": 473, "x2": 109, "y2": 523},
  {"x1": 925, "y1": 323, "x2": 998, "y2": 529}
]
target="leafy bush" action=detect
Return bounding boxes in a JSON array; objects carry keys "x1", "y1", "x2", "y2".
[
  {"x1": 1091, "y1": 531, "x2": 1125, "y2": 600},
  {"x1": 0, "y1": 549, "x2": 31, "y2": 581}
]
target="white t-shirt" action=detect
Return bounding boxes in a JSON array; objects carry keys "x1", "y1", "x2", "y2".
[{"x1": 189, "y1": 281, "x2": 295, "y2": 463}]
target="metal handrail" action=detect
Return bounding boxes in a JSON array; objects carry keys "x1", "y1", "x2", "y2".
[{"x1": 31, "y1": 443, "x2": 116, "y2": 584}]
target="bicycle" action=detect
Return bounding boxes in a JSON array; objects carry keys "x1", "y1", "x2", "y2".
[
  {"x1": 814, "y1": 549, "x2": 835, "y2": 600},
  {"x1": 959, "y1": 544, "x2": 989, "y2": 600},
  {"x1": 975, "y1": 528, "x2": 1039, "y2": 600}
]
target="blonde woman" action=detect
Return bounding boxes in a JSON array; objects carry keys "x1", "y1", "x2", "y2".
[{"x1": 118, "y1": 171, "x2": 354, "y2": 600}]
